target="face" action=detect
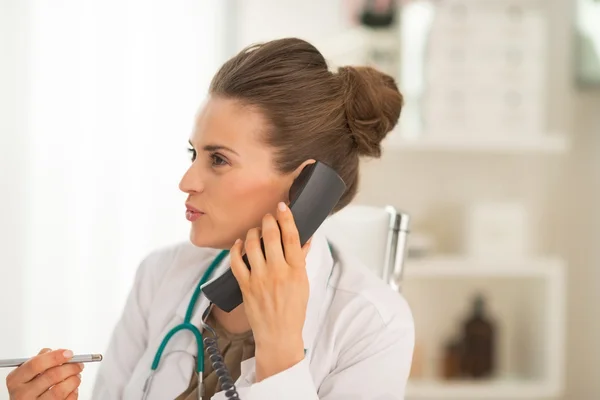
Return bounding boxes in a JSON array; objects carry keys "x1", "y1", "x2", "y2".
[{"x1": 179, "y1": 96, "x2": 305, "y2": 249}]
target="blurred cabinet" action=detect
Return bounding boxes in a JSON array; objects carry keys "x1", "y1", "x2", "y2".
[
  {"x1": 421, "y1": 0, "x2": 550, "y2": 140},
  {"x1": 403, "y1": 257, "x2": 565, "y2": 399}
]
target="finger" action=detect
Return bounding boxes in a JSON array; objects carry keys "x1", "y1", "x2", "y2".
[
  {"x1": 66, "y1": 388, "x2": 79, "y2": 400},
  {"x1": 19, "y1": 349, "x2": 74, "y2": 383},
  {"x1": 39, "y1": 373, "x2": 81, "y2": 400},
  {"x1": 276, "y1": 202, "x2": 304, "y2": 267},
  {"x1": 301, "y1": 237, "x2": 313, "y2": 259},
  {"x1": 4, "y1": 349, "x2": 52, "y2": 392},
  {"x1": 31, "y1": 363, "x2": 84, "y2": 397},
  {"x1": 230, "y1": 238, "x2": 250, "y2": 287},
  {"x1": 244, "y1": 227, "x2": 266, "y2": 275},
  {"x1": 261, "y1": 213, "x2": 285, "y2": 266},
  {"x1": 9, "y1": 348, "x2": 53, "y2": 383}
]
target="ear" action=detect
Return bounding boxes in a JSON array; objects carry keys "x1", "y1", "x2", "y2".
[
  {"x1": 292, "y1": 159, "x2": 316, "y2": 180},
  {"x1": 283, "y1": 159, "x2": 317, "y2": 205}
]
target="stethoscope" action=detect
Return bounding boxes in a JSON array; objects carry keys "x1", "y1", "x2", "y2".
[
  {"x1": 140, "y1": 241, "x2": 335, "y2": 400},
  {"x1": 142, "y1": 249, "x2": 230, "y2": 400}
]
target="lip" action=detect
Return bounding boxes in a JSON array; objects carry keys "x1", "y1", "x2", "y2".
[
  {"x1": 185, "y1": 203, "x2": 205, "y2": 222},
  {"x1": 185, "y1": 203, "x2": 204, "y2": 214}
]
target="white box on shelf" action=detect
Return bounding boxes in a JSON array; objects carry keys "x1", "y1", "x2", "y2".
[{"x1": 465, "y1": 202, "x2": 531, "y2": 259}]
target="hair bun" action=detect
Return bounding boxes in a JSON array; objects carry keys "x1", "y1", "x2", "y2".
[{"x1": 337, "y1": 66, "x2": 403, "y2": 158}]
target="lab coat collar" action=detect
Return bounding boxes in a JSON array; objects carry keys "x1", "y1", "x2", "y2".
[
  {"x1": 298, "y1": 228, "x2": 334, "y2": 353},
  {"x1": 174, "y1": 228, "x2": 334, "y2": 387},
  {"x1": 174, "y1": 247, "x2": 222, "y2": 327}
]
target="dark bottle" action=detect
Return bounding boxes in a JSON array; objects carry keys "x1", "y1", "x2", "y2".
[
  {"x1": 441, "y1": 337, "x2": 463, "y2": 380},
  {"x1": 359, "y1": 0, "x2": 397, "y2": 28},
  {"x1": 461, "y1": 294, "x2": 495, "y2": 378}
]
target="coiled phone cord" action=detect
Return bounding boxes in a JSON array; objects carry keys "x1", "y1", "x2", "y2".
[{"x1": 201, "y1": 304, "x2": 241, "y2": 399}]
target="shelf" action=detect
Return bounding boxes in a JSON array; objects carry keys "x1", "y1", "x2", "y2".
[
  {"x1": 406, "y1": 379, "x2": 561, "y2": 399},
  {"x1": 404, "y1": 256, "x2": 565, "y2": 279},
  {"x1": 403, "y1": 256, "x2": 566, "y2": 399},
  {"x1": 384, "y1": 133, "x2": 569, "y2": 154}
]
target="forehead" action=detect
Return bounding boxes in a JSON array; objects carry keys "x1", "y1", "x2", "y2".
[{"x1": 191, "y1": 97, "x2": 268, "y2": 147}]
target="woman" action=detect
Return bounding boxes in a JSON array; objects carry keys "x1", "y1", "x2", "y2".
[{"x1": 6, "y1": 37, "x2": 414, "y2": 400}]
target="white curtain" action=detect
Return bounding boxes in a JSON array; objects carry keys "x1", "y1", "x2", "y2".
[{"x1": 0, "y1": 0, "x2": 230, "y2": 396}]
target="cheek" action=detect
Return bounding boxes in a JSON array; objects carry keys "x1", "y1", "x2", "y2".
[
  {"x1": 218, "y1": 177, "x2": 287, "y2": 226},
  {"x1": 189, "y1": 171, "x2": 291, "y2": 248}
]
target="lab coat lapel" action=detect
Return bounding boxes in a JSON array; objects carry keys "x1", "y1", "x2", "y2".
[
  {"x1": 153, "y1": 251, "x2": 229, "y2": 398},
  {"x1": 174, "y1": 249, "x2": 226, "y2": 324},
  {"x1": 143, "y1": 249, "x2": 225, "y2": 399},
  {"x1": 299, "y1": 229, "x2": 334, "y2": 359},
  {"x1": 176, "y1": 251, "x2": 233, "y2": 356}
]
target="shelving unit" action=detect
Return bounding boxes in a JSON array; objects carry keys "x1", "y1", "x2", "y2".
[
  {"x1": 404, "y1": 256, "x2": 564, "y2": 278},
  {"x1": 406, "y1": 379, "x2": 559, "y2": 399},
  {"x1": 300, "y1": 1, "x2": 570, "y2": 398},
  {"x1": 384, "y1": 133, "x2": 569, "y2": 154},
  {"x1": 402, "y1": 256, "x2": 566, "y2": 399}
]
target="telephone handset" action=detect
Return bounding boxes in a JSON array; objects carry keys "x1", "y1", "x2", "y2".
[{"x1": 201, "y1": 161, "x2": 347, "y2": 312}]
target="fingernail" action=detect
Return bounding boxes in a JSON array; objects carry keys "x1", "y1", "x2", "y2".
[
  {"x1": 77, "y1": 373, "x2": 81, "y2": 379},
  {"x1": 74, "y1": 388, "x2": 79, "y2": 393},
  {"x1": 278, "y1": 202, "x2": 287, "y2": 212},
  {"x1": 80, "y1": 363, "x2": 85, "y2": 370},
  {"x1": 234, "y1": 238, "x2": 241, "y2": 245},
  {"x1": 63, "y1": 350, "x2": 73, "y2": 358}
]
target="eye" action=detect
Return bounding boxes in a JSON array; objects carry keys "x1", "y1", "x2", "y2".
[
  {"x1": 210, "y1": 153, "x2": 228, "y2": 167},
  {"x1": 187, "y1": 147, "x2": 197, "y2": 162}
]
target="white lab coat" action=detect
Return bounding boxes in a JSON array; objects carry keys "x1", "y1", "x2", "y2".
[{"x1": 92, "y1": 228, "x2": 414, "y2": 400}]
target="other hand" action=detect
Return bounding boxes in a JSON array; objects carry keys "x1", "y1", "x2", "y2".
[
  {"x1": 6, "y1": 348, "x2": 83, "y2": 399},
  {"x1": 230, "y1": 201, "x2": 312, "y2": 381}
]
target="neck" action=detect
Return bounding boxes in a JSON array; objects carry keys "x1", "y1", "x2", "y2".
[{"x1": 211, "y1": 303, "x2": 252, "y2": 334}]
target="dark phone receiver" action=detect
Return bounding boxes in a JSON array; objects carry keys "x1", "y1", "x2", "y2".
[{"x1": 201, "y1": 161, "x2": 346, "y2": 312}]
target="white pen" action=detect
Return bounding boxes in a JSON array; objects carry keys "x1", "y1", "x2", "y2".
[{"x1": 0, "y1": 353, "x2": 103, "y2": 368}]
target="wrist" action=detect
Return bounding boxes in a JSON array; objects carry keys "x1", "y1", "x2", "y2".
[{"x1": 255, "y1": 338, "x2": 305, "y2": 382}]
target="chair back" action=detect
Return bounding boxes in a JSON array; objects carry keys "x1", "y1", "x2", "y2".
[{"x1": 321, "y1": 204, "x2": 410, "y2": 291}]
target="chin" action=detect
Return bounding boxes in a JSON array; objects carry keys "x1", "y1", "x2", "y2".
[{"x1": 189, "y1": 225, "x2": 233, "y2": 250}]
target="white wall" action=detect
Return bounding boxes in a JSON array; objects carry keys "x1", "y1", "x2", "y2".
[
  {"x1": 0, "y1": 1, "x2": 230, "y2": 397},
  {"x1": 561, "y1": 91, "x2": 600, "y2": 399},
  {"x1": 236, "y1": 0, "x2": 349, "y2": 48},
  {"x1": 0, "y1": 0, "x2": 29, "y2": 385}
]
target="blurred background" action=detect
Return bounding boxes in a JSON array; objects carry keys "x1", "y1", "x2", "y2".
[{"x1": 0, "y1": 0, "x2": 598, "y2": 399}]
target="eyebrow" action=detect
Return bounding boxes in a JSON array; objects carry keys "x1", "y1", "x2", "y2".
[{"x1": 189, "y1": 140, "x2": 239, "y2": 156}]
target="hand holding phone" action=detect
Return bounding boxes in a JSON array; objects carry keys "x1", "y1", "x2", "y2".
[
  {"x1": 229, "y1": 201, "x2": 312, "y2": 381},
  {"x1": 201, "y1": 161, "x2": 346, "y2": 312},
  {"x1": 5, "y1": 348, "x2": 84, "y2": 400}
]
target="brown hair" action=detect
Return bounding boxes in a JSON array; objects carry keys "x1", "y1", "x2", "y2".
[{"x1": 209, "y1": 38, "x2": 403, "y2": 212}]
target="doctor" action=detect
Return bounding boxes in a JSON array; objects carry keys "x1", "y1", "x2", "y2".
[{"x1": 6, "y1": 37, "x2": 414, "y2": 400}]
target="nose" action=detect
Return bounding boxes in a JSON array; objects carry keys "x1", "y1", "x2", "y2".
[{"x1": 179, "y1": 163, "x2": 205, "y2": 194}]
